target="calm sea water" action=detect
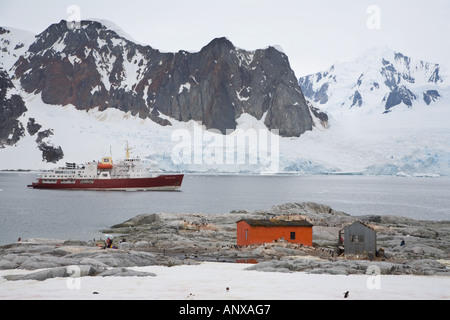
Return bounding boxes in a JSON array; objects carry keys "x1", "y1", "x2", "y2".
[{"x1": 0, "y1": 172, "x2": 449, "y2": 245}]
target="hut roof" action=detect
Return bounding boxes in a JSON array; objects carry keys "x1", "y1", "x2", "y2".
[
  {"x1": 237, "y1": 219, "x2": 313, "y2": 227},
  {"x1": 341, "y1": 220, "x2": 376, "y2": 232}
]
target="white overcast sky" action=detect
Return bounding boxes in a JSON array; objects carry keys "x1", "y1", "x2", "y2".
[{"x1": 1, "y1": 0, "x2": 449, "y2": 76}]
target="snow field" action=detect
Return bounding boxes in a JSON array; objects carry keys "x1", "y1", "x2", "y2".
[{"x1": 0, "y1": 262, "x2": 449, "y2": 300}]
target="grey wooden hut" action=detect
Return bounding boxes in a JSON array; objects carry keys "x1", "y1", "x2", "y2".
[{"x1": 339, "y1": 221, "x2": 376, "y2": 256}]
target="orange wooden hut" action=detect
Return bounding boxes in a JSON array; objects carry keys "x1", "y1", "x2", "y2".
[{"x1": 236, "y1": 219, "x2": 313, "y2": 246}]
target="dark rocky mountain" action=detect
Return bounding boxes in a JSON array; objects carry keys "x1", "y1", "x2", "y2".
[
  {"x1": 0, "y1": 26, "x2": 32, "y2": 148},
  {"x1": 12, "y1": 20, "x2": 323, "y2": 138},
  {"x1": 0, "y1": 68, "x2": 27, "y2": 147},
  {"x1": 0, "y1": 67, "x2": 64, "y2": 162},
  {"x1": 298, "y1": 46, "x2": 447, "y2": 114}
]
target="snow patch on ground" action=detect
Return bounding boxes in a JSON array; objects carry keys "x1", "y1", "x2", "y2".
[{"x1": 178, "y1": 82, "x2": 191, "y2": 94}]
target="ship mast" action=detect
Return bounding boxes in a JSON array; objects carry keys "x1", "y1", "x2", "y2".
[{"x1": 126, "y1": 141, "x2": 133, "y2": 159}]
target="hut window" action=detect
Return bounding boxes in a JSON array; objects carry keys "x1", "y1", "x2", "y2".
[
  {"x1": 290, "y1": 232, "x2": 296, "y2": 240},
  {"x1": 245, "y1": 229, "x2": 248, "y2": 240},
  {"x1": 350, "y1": 235, "x2": 365, "y2": 242}
]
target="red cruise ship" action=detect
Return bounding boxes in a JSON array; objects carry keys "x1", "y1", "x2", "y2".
[{"x1": 28, "y1": 147, "x2": 184, "y2": 191}]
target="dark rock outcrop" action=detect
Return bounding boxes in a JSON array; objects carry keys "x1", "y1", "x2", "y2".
[
  {"x1": 26, "y1": 117, "x2": 41, "y2": 136},
  {"x1": 384, "y1": 85, "x2": 416, "y2": 111},
  {"x1": 423, "y1": 89, "x2": 440, "y2": 105},
  {"x1": 35, "y1": 129, "x2": 64, "y2": 163}
]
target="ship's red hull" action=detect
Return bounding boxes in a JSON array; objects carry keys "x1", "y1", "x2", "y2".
[{"x1": 28, "y1": 174, "x2": 184, "y2": 191}]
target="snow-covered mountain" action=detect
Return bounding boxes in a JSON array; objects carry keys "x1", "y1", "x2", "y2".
[
  {"x1": 0, "y1": 26, "x2": 35, "y2": 72},
  {"x1": 0, "y1": 27, "x2": 34, "y2": 150},
  {"x1": 299, "y1": 46, "x2": 449, "y2": 114},
  {"x1": 12, "y1": 19, "x2": 320, "y2": 137},
  {"x1": 0, "y1": 20, "x2": 328, "y2": 171},
  {"x1": 1, "y1": 21, "x2": 449, "y2": 176},
  {"x1": 295, "y1": 46, "x2": 450, "y2": 176}
]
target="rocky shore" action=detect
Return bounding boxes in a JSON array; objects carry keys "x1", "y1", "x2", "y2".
[{"x1": 1, "y1": 202, "x2": 449, "y2": 282}]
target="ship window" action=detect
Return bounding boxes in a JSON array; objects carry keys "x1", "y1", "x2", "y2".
[
  {"x1": 42, "y1": 180, "x2": 57, "y2": 184},
  {"x1": 61, "y1": 180, "x2": 76, "y2": 184}
]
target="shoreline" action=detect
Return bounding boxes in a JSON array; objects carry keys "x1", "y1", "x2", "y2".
[
  {"x1": 1, "y1": 202, "x2": 449, "y2": 275},
  {"x1": 1, "y1": 169, "x2": 447, "y2": 178}
]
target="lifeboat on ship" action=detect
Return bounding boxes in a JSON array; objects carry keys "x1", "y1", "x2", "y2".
[{"x1": 97, "y1": 156, "x2": 113, "y2": 169}]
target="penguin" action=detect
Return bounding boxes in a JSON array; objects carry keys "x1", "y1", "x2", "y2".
[{"x1": 187, "y1": 293, "x2": 195, "y2": 300}]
